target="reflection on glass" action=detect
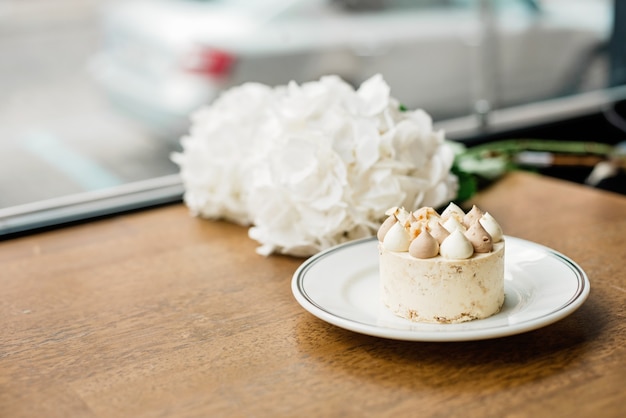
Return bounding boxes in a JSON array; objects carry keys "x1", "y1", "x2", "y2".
[{"x1": 92, "y1": 0, "x2": 612, "y2": 135}]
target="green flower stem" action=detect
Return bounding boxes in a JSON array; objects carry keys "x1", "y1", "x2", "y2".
[
  {"x1": 451, "y1": 139, "x2": 620, "y2": 203},
  {"x1": 460, "y1": 139, "x2": 614, "y2": 158}
]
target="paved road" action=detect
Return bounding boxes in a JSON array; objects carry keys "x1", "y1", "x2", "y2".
[{"x1": 0, "y1": 0, "x2": 182, "y2": 209}]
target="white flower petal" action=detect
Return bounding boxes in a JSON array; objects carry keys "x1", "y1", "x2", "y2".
[
  {"x1": 174, "y1": 74, "x2": 457, "y2": 257},
  {"x1": 357, "y1": 74, "x2": 390, "y2": 116}
]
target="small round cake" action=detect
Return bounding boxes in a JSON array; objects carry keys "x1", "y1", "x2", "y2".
[{"x1": 377, "y1": 203, "x2": 505, "y2": 324}]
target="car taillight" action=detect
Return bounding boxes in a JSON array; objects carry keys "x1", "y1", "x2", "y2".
[{"x1": 183, "y1": 46, "x2": 236, "y2": 78}]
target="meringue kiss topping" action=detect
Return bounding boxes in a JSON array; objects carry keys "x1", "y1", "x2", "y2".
[
  {"x1": 441, "y1": 202, "x2": 465, "y2": 221},
  {"x1": 412, "y1": 206, "x2": 439, "y2": 223},
  {"x1": 378, "y1": 204, "x2": 503, "y2": 259},
  {"x1": 465, "y1": 220, "x2": 493, "y2": 253},
  {"x1": 383, "y1": 221, "x2": 411, "y2": 252},
  {"x1": 463, "y1": 205, "x2": 484, "y2": 228},
  {"x1": 440, "y1": 229, "x2": 474, "y2": 260},
  {"x1": 377, "y1": 214, "x2": 397, "y2": 242},
  {"x1": 428, "y1": 221, "x2": 450, "y2": 244},
  {"x1": 443, "y1": 216, "x2": 466, "y2": 233},
  {"x1": 409, "y1": 229, "x2": 439, "y2": 259},
  {"x1": 479, "y1": 212, "x2": 503, "y2": 242}
]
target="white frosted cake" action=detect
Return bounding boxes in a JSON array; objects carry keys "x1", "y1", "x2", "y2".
[{"x1": 377, "y1": 203, "x2": 505, "y2": 324}]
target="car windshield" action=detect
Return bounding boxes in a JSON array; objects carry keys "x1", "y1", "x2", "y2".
[{"x1": 0, "y1": 0, "x2": 622, "y2": 236}]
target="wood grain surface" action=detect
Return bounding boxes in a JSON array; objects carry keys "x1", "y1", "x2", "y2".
[{"x1": 1, "y1": 172, "x2": 625, "y2": 417}]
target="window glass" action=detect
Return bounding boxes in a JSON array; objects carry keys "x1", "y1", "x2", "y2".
[{"x1": 0, "y1": 0, "x2": 619, "y2": 233}]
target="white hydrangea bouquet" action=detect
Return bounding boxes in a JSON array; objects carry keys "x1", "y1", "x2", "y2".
[{"x1": 172, "y1": 74, "x2": 458, "y2": 257}]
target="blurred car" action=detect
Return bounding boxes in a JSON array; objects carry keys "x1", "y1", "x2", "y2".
[{"x1": 91, "y1": 0, "x2": 611, "y2": 139}]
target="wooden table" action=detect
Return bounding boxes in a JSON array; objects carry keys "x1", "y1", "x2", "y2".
[{"x1": 1, "y1": 172, "x2": 625, "y2": 417}]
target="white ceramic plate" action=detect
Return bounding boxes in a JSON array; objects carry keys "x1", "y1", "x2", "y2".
[{"x1": 292, "y1": 236, "x2": 590, "y2": 342}]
